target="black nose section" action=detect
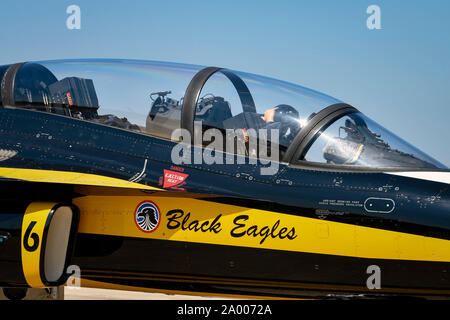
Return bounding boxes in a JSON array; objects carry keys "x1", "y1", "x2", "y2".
[{"x1": 420, "y1": 186, "x2": 450, "y2": 230}]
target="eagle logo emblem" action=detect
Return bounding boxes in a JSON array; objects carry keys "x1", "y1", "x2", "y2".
[{"x1": 134, "y1": 201, "x2": 160, "y2": 233}]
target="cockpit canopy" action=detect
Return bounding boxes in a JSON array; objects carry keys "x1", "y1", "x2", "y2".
[{"x1": 0, "y1": 59, "x2": 446, "y2": 170}]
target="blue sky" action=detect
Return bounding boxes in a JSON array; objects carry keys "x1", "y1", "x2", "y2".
[{"x1": 1, "y1": 0, "x2": 449, "y2": 165}]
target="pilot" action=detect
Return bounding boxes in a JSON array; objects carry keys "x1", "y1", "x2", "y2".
[{"x1": 261, "y1": 105, "x2": 302, "y2": 146}]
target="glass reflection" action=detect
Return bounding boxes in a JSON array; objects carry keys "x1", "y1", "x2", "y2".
[
  {"x1": 304, "y1": 112, "x2": 446, "y2": 169},
  {"x1": 3, "y1": 59, "x2": 445, "y2": 169}
]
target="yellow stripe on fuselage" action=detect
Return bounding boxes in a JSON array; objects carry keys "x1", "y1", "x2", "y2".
[
  {"x1": 74, "y1": 194, "x2": 450, "y2": 262},
  {"x1": 0, "y1": 167, "x2": 161, "y2": 190}
]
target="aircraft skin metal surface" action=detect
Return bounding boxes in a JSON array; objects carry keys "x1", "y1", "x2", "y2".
[{"x1": 0, "y1": 60, "x2": 449, "y2": 299}]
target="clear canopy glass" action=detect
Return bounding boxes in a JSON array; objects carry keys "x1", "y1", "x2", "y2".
[
  {"x1": 195, "y1": 69, "x2": 341, "y2": 152},
  {"x1": 1, "y1": 59, "x2": 445, "y2": 169}
]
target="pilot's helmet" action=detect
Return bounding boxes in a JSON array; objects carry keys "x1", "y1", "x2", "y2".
[
  {"x1": 267, "y1": 104, "x2": 302, "y2": 147},
  {"x1": 273, "y1": 104, "x2": 300, "y2": 123}
]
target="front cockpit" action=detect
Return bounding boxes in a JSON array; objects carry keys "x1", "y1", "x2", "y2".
[{"x1": 0, "y1": 59, "x2": 446, "y2": 170}]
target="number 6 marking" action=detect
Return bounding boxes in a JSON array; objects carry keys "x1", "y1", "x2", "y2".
[{"x1": 23, "y1": 221, "x2": 39, "y2": 252}]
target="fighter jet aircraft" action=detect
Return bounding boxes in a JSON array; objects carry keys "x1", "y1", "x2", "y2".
[{"x1": 0, "y1": 59, "x2": 449, "y2": 299}]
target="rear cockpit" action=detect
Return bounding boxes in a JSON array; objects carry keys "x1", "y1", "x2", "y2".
[{"x1": 0, "y1": 59, "x2": 446, "y2": 170}]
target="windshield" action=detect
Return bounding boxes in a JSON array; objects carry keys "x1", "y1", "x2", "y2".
[{"x1": 303, "y1": 112, "x2": 447, "y2": 169}]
